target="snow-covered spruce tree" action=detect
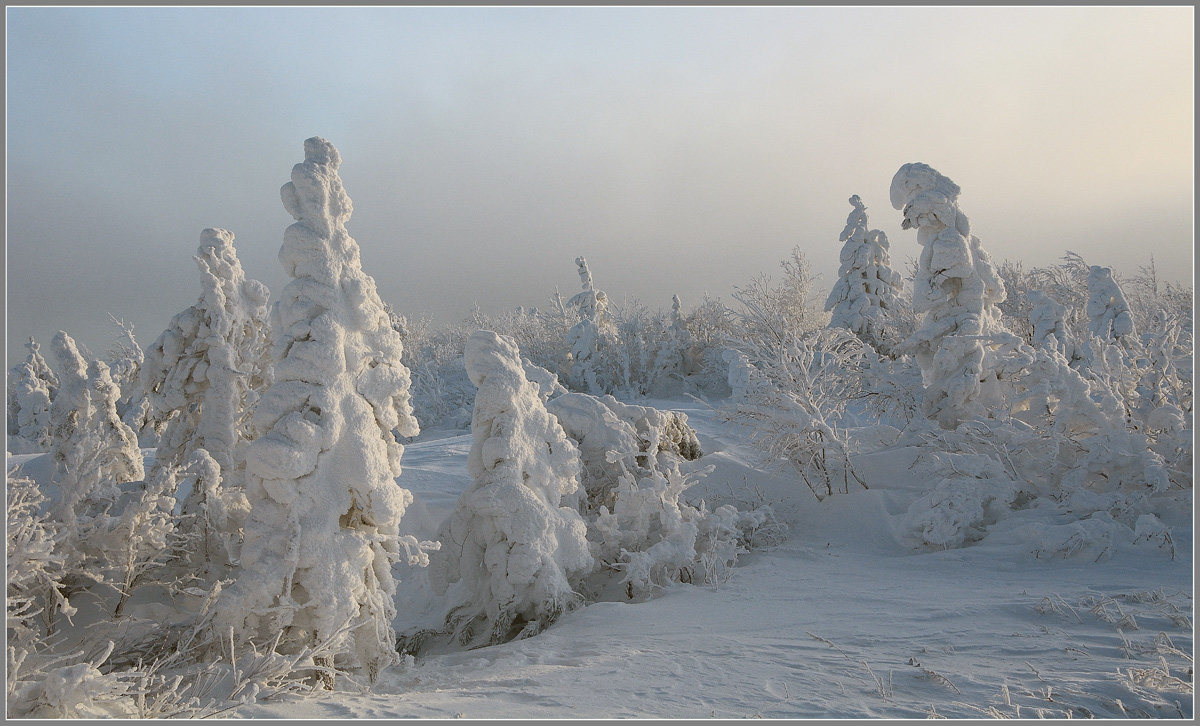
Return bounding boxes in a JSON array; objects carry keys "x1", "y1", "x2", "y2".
[
  {"x1": 565, "y1": 256, "x2": 615, "y2": 394},
  {"x1": 889, "y1": 162, "x2": 1030, "y2": 429},
  {"x1": 48, "y1": 331, "x2": 145, "y2": 528},
  {"x1": 824, "y1": 195, "x2": 907, "y2": 356},
  {"x1": 1086, "y1": 265, "x2": 1138, "y2": 349},
  {"x1": 215, "y1": 138, "x2": 430, "y2": 685},
  {"x1": 7, "y1": 364, "x2": 54, "y2": 454},
  {"x1": 143, "y1": 227, "x2": 271, "y2": 481},
  {"x1": 7, "y1": 338, "x2": 59, "y2": 452},
  {"x1": 428, "y1": 330, "x2": 592, "y2": 645}
]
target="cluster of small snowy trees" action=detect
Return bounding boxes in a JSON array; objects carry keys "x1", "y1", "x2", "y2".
[
  {"x1": 5, "y1": 141, "x2": 1190, "y2": 715},
  {"x1": 722, "y1": 162, "x2": 1191, "y2": 561},
  {"x1": 5, "y1": 138, "x2": 779, "y2": 716}
]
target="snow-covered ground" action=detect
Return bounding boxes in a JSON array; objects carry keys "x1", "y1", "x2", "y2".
[{"x1": 132, "y1": 397, "x2": 1195, "y2": 720}]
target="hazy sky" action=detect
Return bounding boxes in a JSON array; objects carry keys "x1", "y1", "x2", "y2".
[{"x1": 5, "y1": 6, "x2": 1194, "y2": 367}]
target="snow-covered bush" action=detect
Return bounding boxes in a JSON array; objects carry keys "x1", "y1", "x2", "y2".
[
  {"x1": 215, "y1": 138, "x2": 430, "y2": 684},
  {"x1": 889, "y1": 162, "x2": 1031, "y2": 429},
  {"x1": 723, "y1": 328, "x2": 870, "y2": 500},
  {"x1": 546, "y1": 392, "x2": 702, "y2": 512},
  {"x1": 48, "y1": 331, "x2": 145, "y2": 528},
  {"x1": 1086, "y1": 265, "x2": 1138, "y2": 349},
  {"x1": 824, "y1": 195, "x2": 909, "y2": 356},
  {"x1": 177, "y1": 448, "x2": 251, "y2": 575},
  {"x1": 1025, "y1": 288, "x2": 1074, "y2": 358},
  {"x1": 608, "y1": 298, "x2": 683, "y2": 398},
  {"x1": 143, "y1": 227, "x2": 271, "y2": 482},
  {"x1": 732, "y1": 245, "x2": 827, "y2": 350},
  {"x1": 6, "y1": 473, "x2": 73, "y2": 644},
  {"x1": 105, "y1": 317, "x2": 153, "y2": 447},
  {"x1": 428, "y1": 330, "x2": 593, "y2": 645},
  {"x1": 681, "y1": 294, "x2": 739, "y2": 396},
  {"x1": 539, "y1": 388, "x2": 766, "y2": 597},
  {"x1": 7, "y1": 338, "x2": 59, "y2": 453}
]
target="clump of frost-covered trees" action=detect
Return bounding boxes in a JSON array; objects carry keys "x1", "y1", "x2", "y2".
[{"x1": 6, "y1": 141, "x2": 1190, "y2": 717}]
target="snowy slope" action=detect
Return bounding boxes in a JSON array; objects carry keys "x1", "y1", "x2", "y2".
[{"x1": 211, "y1": 399, "x2": 1194, "y2": 720}]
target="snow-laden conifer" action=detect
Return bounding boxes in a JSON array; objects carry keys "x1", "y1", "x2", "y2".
[
  {"x1": 429, "y1": 330, "x2": 592, "y2": 645},
  {"x1": 824, "y1": 195, "x2": 906, "y2": 356},
  {"x1": 565, "y1": 256, "x2": 614, "y2": 393},
  {"x1": 143, "y1": 227, "x2": 271, "y2": 481},
  {"x1": 7, "y1": 338, "x2": 59, "y2": 452},
  {"x1": 215, "y1": 138, "x2": 428, "y2": 684},
  {"x1": 889, "y1": 163, "x2": 1029, "y2": 428}
]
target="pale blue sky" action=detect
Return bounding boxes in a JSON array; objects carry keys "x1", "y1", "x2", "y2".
[{"x1": 5, "y1": 6, "x2": 1194, "y2": 366}]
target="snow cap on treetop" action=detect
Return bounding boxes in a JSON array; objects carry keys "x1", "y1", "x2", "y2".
[
  {"x1": 889, "y1": 163, "x2": 961, "y2": 210},
  {"x1": 890, "y1": 163, "x2": 968, "y2": 234}
]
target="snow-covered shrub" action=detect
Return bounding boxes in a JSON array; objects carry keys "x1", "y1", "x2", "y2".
[
  {"x1": 401, "y1": 322, "x2": 476, "y2": 431},
  {"x1": 428, "y1": 330, "x2": 593, "y2": 645},
  {"x1": 1086, "y1": 265, "x2": 1138, "y2": 349},
  {"x1": 467, "y1": 300, "x2": 574, "y2": 382},
  {"x1": 681, "y1": 293, "x2": 739, "y2": 396},
  {"x1": 177, "y1": 448, "x2": 251, "y2": 575},
  {"x1": 546, "y1": 392, "x2": 702, "y2": 511},
  {"x1": 6, "y1": 473, "x2": 73, "y2": 644},
  {"x1": 995, "y1": 260, "x2": 1036, "y2": 345},
  {"x1": 99, "y1": 468, "x2": 189, "y2": 617},
  {"x1": 7, "y1": 338, "x2": 59, "y2": 453},
  {"x1": 586, "y1": 446, "x2": 772, "y2": 597},
  {"x1": 608, "y1": 297, "x2": 685, "y2": 398},
  {"x1": 48, "y1": 330, "x2": 145, "y2": 528},
  {"x1": 889, "y1": 162, "x2": 1031, "y2": 429},
  {"x1": 723, "y1": 328, "x2": 869, "y2": 501},
  {"x1": 105, "y1": 317, "x2": 153, "y2": 447},
  {"x1": 1025, "y1": 288, "x2": 1074, "y2": 358},
  {"x1": 824, "y1": 195, "x2": 908, "y2": 356},
  {"x1": 7, "y1": 362, "x2": 54, "y2": 454},
  {"x1": 540, "y1": 388, "x2": 764, "y2": 597},
  {"x1": 143, "y1": 227, "x2": 271, "y2": 483},
  {"x1": 216, "y1": 138, "x2": 430, "y2": 684},
  {"x1": 731, "y1": 245, "x2": 827, "y2": 350}
]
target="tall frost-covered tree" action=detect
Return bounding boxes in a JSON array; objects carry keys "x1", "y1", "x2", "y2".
[
  {"x1": 824, "y1": 195, "x2": 906, "y2": 356},
  {"x1": 429, "y1": 330, "x2": 592, "y2": 645},
  {"x1": 1086, "y1": 265, "x2": 1138, "y2": 348},
  {"x1": 48, "y1": 331, "x2": 144, "y2": 527},
  {"x1": 215, "y1": 138, "x2": 426, "y2": 684},
  {"x1": 889, "y1": 163, "x2": 1027, "y2": 428},
  {"x1": 143, "y1": 227, "x2": 271, "y2": 480},
  {"x1": 565, "y1": 256, "x2": 614, "y2": 394}
]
